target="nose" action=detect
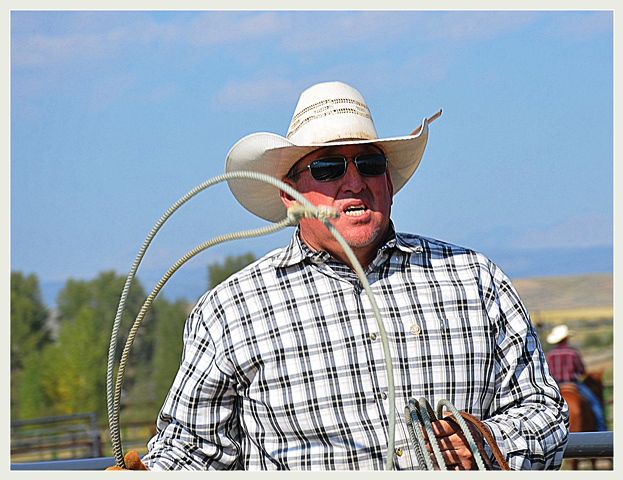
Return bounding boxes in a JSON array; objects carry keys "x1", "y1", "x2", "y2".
[{"x1": 340, "y1": 159, "x2": 366, "y2": 192}]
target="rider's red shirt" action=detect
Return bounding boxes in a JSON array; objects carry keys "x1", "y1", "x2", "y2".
[{"x1": 546, "y1": 343, "x2": 585, "y2": 383}]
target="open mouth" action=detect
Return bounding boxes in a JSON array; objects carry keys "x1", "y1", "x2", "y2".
[{"x1": 343, "y1": 205, "x2": 368, "y2": 217}]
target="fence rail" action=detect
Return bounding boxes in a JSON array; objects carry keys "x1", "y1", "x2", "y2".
[
  {"x1": 11, "y1": 413, "x2": 102, "y2": 462},
  {"x1": 10, "y1": 431, "x2": 613, "y2": 470},
  {"x1": 11, "y1": 413, "x2": 155, "y2": 464}
]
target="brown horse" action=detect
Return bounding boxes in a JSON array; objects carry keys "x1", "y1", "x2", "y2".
[
  {"x1": 583, "y1": 370, "x2": 605, "y2": 406},
  {"x1": 559, "y1": 369, "x2": 607, "y2": 469}
]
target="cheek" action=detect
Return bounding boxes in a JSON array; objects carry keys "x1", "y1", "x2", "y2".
[
  {"x1": 370, "y1": 180, "x2": 393, "y2": 211},
  {"x1": 297, "y1": 186, "x2": 337, "y2": 207}
]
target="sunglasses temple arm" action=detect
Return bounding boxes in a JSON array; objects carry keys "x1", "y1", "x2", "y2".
[{"x1": 409, "y1": 109, "x2": 442, "y2": 136}]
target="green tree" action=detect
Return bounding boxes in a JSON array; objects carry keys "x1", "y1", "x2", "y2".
[
  {"x1": 16, "y1": 351, "x2": 49, "y2": 418},
  {"x1": 11, "y1": 272, "x2": 51, "y2": 418},
  {"x1": 208, "y1": 252, "x2": 256, "y2": 289},
  {"x1": 20, "y1": 308, "x2": 108, "y2": 418},
  {"x1": 14, "y1": 270, "x2": 197, "y2": 424},
  {"x1": 56, "y1": 271, "x2": 151, "y2": 364},
  {"x1": 16, "y1": 271, "x2": 152, "y2": 420},
  {"x1": 104, "y1": 296, "x2": 190, "y2": 423},
  {"x1": 150, "y1": 298, "x2": 190, "y2": 415},
  {"x1": 56, "y1": 271, "x2": 144, "y2": 329}
]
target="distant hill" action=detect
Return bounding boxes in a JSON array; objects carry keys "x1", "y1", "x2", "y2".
[{"x1": 512, "y1": 273, "x2": 612, "y2": 312}]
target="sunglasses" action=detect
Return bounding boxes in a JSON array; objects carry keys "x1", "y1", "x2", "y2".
[{"x1": 289, "y1": 153, "x2": 388, "y2": 182}]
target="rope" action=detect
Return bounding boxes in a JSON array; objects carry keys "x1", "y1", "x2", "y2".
[
  {"x1": 404, "y1": 397, "x2": 489, "y2": 470},
  {"x1": 106, "y1": 171, "x2": 397, "y2": 470},
  {"x1": 436, "y1": 399, "x2": 487, "y2": 470}
]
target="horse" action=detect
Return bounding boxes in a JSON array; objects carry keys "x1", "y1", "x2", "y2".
[
  {"x1": 559, "y1": 369, "x2": 609, "y2": 470},
  {"x1": 583, "y1": 370, "x2": 605, "y2": 406}
]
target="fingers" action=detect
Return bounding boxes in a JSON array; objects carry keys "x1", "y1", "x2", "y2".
[
  {"x1": 125, "y1": 450, "x2": 148, "y2": 470},
  {"x1": 425, "y1": 436, "x2": 474, "y2": 470},
  {"x1": 105, "y1": 451, "x2": 148, "y2": 471},
  {"x1": 422, "y1": 419, "x2": 478, "y2": 470}
]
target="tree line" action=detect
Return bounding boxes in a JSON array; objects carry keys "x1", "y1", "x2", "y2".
[{"x1": 11, "y1": 253, "x2": 256, "y2": 426}]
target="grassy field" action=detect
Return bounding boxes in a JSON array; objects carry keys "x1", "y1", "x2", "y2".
[
  {"x1": 530, "y1": 307, "x2": 612, "y2": 325},
  {"x1": 512, "y1": 273, "x2": 612, "y2": 311}
]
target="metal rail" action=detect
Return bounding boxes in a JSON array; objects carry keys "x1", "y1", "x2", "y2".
[
  {"x1": 564, "y1": 431, "x2": 614, "y2": 458},
  {"x1": 10, "y1": 431, "x2": 614, "y2": 470}
]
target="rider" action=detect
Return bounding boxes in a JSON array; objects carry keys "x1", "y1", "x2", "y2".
[{"x1": 545, "y1": 324, "x2": 607, "y2": 431}]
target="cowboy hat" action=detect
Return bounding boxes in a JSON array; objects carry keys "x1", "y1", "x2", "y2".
[
  {"x1": 225, "y1": 81, "x2": 434, "y2": 222},
  {"x1": 547, "y1": 324, "x2": 571, "y2": 344}
]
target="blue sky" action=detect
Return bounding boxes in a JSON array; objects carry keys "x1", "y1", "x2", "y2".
[{"x1": 9, "y1": 9, "x2": 614, "y2": 304}]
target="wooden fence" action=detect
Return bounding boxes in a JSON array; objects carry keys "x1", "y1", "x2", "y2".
[
  {"x1": 10, "y1": 413, "x2": 154, "y2": 464},
  {"x1": 11, "y1": 413, "x2": 102, "y2": 462}
]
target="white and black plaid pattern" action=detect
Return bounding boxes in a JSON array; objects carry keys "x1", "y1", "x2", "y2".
[{"x1": 143, "y1": 228, "x2": 568, "y2": 470}]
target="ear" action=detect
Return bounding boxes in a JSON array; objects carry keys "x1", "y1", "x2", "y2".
[
  {"x1": 279, "y1": 177, "x2": 297, "y2": 209},
  {"x1": 386, "y1": 172, "x2": 394, "y2": 200}
]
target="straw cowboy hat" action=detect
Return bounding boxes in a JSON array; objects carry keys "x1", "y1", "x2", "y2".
[
  {"x1": 225, "y1": 81, "x2": 438, "y2": 222},
  {"x1": 547, "y1": 324, "x2": 571, "y2": 345}
]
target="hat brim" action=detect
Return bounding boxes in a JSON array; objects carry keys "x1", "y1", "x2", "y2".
[{"x1": 225, "y1": 118, "x2": 429, "y2": 222}]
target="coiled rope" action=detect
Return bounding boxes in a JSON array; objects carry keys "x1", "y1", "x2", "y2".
[
  {"x1": 405, "y1": 398, "x2": 488, "y2": 470},
  {"x1": 106, "y1": 171, "x2": 396, "y2": 470}
]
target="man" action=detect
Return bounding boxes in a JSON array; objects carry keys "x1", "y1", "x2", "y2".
[
  {"x1": 545, "y1": 324, "x2": 607, "y2": 431},
  {"x1": 134, "y1": 81, "x2": 567, "y2": 470}
]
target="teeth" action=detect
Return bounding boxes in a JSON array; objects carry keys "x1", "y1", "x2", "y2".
[{"x1": 344, "y1": 207, "x2": 366, "y2": 217}]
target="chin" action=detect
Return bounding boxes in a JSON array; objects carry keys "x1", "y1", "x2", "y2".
[{"x1": 342, "y1": 226, "x2": 384, "y2": 249}]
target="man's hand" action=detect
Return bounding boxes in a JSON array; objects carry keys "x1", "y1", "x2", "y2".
[
  {"x1": 106, "y1": 450, "x2": 149, "y2": 471},
  {"x1": 424, "y1": 416, "x2": 486, "y2": 470}
]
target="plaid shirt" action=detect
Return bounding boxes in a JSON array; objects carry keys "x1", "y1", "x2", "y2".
[
  {"x1": 546, "y1": 343, "x2": 585, "y2": 383},
  {"x1": 143, "y1": 228, "x2": 568, "y2": 470}
]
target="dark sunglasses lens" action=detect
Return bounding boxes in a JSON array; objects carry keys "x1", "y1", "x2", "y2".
[
  {"x1": 309, "y1": 158, "x2": 346, "y2": 181},
  {"x1": 356, "y1": 154, "x2": 387, "y2": 176}
]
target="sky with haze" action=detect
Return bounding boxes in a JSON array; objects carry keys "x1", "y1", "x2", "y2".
[{"x1": 9, "y1": 9, "x2": 614, "y2": 305}]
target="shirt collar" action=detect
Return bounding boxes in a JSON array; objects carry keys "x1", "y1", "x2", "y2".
[{"x1": 394, "y1": 231, "x2": 426, "y2": 255}]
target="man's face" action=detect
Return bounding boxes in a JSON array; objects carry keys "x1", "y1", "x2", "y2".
[{"x1": 282, "y1": 143, "x2": 394, "y2": 265}]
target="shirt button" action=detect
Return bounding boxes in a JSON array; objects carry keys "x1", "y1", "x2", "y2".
[
  {"x1": 369, "y1": 332, "x2": 378, "y2": 341},
  {"x1": 410, "y1": 324, "x2": 421, "y2": 335},
  {"x1": 381, "y1": 391, "x2": 388, "y2": 400},
  {"x1": 414, "y1": 246, "x2": 424, "y2": 253},
  {"x1": 395, "y1": 448, "x2": 403, "y2": 457}
]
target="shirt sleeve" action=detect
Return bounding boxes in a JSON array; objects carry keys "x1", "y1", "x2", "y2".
[
  {"x1": 141, "y1": 298, "x2": 240, "y2": 470},
  {"x1": 479, "y1": 260, "x2": 569, "y2": 470}
]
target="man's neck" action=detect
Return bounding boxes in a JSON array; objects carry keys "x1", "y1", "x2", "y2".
[{"x1": 298, "y1": 226, "x2": 393, "y2": 272}]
